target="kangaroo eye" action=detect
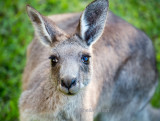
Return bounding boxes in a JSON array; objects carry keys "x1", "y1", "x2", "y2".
[
  {"x1": 49, "y1": 56, "x2": 58, "y2": 66},
  {"x1": 81, "y1": 55, "x2": 90, "y2": 65}
]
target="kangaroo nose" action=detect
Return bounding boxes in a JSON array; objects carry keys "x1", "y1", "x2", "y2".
[{"x1": 61, "y1": 78, "x2": 77, "y2": 89}]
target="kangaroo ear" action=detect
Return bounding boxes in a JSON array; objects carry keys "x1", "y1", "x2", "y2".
[
  {"x1": 26, "y1": 5, "x2": 68, "y2": 47},
  {"x1": 78, "y1": 0, "x2": 108, "y2": 46}
]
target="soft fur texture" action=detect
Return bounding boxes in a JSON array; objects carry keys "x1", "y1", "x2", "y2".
[{"x1": 19, "y1": 0, "x2": 159, "y2": 121}]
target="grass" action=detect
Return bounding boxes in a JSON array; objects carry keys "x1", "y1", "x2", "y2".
[{"x1": 0, "y1": 0, "x2": 159, "y2": 120}]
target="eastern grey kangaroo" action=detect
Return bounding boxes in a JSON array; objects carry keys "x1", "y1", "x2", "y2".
[{"x1": 19, "y1": 0, "x2": 160, "y2": 121}]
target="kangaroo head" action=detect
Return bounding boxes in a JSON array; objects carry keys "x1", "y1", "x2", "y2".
[{"x1": 26, "y1": 0, "x2": 108, "y2": 95}]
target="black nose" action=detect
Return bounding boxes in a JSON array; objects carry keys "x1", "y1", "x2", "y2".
[{"x1": 61, "y1": 78, "x2": 77, "y2": 89}]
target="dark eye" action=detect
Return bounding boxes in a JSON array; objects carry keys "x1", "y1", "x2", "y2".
[
  {"x1": 81, "y1": 55, "x2": 90, "y2": 65},
  {"x1": 49, "y1": 56, "x2": 58, "y2": 66}
]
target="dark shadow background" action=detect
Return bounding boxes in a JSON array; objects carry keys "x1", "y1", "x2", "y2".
[{"x1": 0, "y1": 0, "x2": 159, "y2": 120}]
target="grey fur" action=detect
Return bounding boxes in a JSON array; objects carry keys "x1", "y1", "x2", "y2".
[{"x1": 20, "y1": 1, "x2": 159, "y2": 121}]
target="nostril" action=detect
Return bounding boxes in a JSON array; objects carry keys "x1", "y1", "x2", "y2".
[
  {"x1": 60, "y1": 78, "x2": 77, "y2": 89},
  {"x1": 61, "y1": 80, "x2": 66, "y2": 88},
  {"x1": 71, "y1": 79, "x2": 77, "y2": 86}
]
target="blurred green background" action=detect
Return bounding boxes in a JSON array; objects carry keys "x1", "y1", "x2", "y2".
[{"x1": 0, "y1": 0, "x2": 160, "y2": 120}]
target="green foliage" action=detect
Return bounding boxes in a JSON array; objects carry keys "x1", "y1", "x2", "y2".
[{"x1": 0, "y1": 0, "x2": 159, "y2": 120}]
